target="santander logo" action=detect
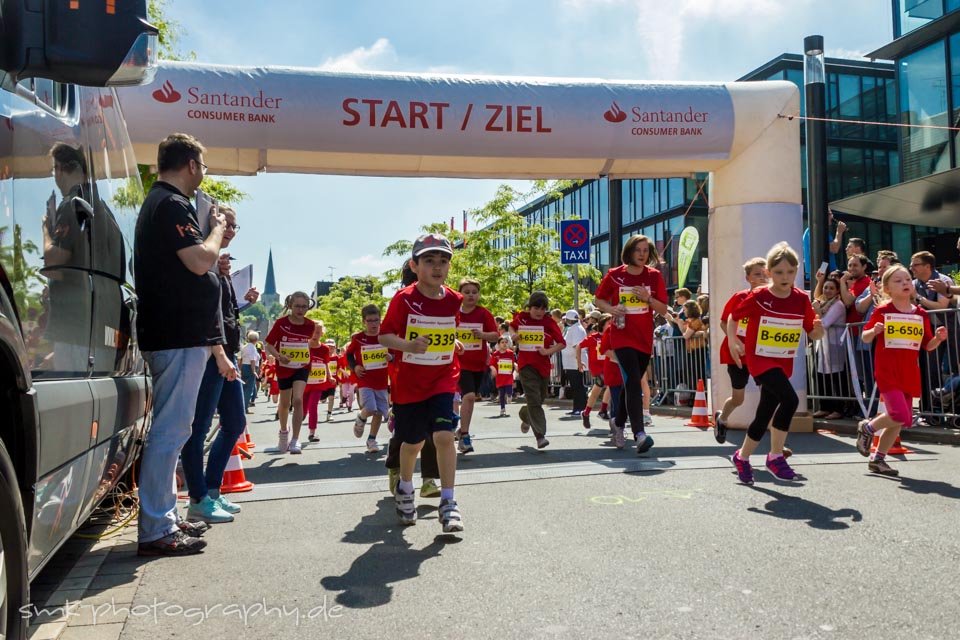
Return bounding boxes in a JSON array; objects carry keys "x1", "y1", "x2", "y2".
[
  {"x1": 603, "y1": 101, "x2": 627, "y2": 123},
  {"x1": 152, "y1": 80, "x2": 182, "y2": 104}
]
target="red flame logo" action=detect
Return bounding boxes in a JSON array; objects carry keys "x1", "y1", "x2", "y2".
[
  {"x1": 151, "y1": 80, "x2": 182, "y2": 104},
  {"x1": 603, "y1": 101, "x2": 627, "y2": 123}
]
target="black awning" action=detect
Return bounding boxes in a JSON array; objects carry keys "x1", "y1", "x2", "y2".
[{"x1": 830, "y1": 167, "x2": 960, "y2": 227}]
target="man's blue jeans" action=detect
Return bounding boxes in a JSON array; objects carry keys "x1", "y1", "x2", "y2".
[
  {"x1": 139, "y1": 347, "x2": 209, "y2": 543},
  {"x1": 241, "y1": 363, "x2": 257, "y2": 408},
  {"x1": 181, "y1": 354, "x2": 247, "y2": 502}
]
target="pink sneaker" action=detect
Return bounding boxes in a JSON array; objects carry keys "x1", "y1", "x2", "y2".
[
  {"x1": 731, "y1": 450, "x2": 754, "y2": 485},
  {"x1": 765, "y1": 454, "x2": 797, "y2": 481}
]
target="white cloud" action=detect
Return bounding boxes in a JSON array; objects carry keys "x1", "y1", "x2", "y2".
[{"x1": 318, "y1": 37, "x2": 398, "y2": 72}]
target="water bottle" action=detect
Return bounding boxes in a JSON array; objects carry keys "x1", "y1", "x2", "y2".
[{"x1": 615, "y1": 304, "x2": 626, "y2": 329}]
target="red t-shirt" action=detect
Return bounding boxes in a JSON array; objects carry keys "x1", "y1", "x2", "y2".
[
  {"x1": 346, "y1": 332, "x2": 389, "y2": 390},
  {"x1": 594, "y1": 264, "x2": 667, "y2": 354},
  {"x1": 599, "y1": 326, "x2": 623, "y2": 387},
  {"x1": 326, "y1": 352, "x2": 340, "y2": 385},
  {"x1": 457, "y1": 305, "x2": 499, "y2": 372},
  {"x1": 732, "y1": 287, "x2": 816, "y2": 379},
  {"x1": 307, "y1": 344, "x2": 331, "y2": 388},
  {"x1": 845, "y1": 274, "x2": 871, "y2": 328},
  {"x1": 509, "y1": 311, "x2": 565, "y2": 378},
  {"x1": 380, "y1": 284, "x2": 463, "y2": 404},
  {"x1": 489, "y1": 349, "x2": 515, "y2": 388},
  {"x1": 719, "y1": 289, "x2": 752, "y2": 366},
  {"x1": 579, "y1": 332, "x2": 604, "y2": 376},
  {"x1": 865, "y1": 302, "x2": 932, "y2": 398},
  {"x1": 265, "y1": 316, "x2": 316, "y2": 379}
]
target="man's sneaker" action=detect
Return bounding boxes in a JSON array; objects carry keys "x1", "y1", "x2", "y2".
[
  {"x1": 177, "y1": 520, "x2": 209, "y2": 537},
  {"x1": 288, "y1": 439, "x2": 302, "y2": 454},
  {"x1": 731, "y1": 451, "x2": 754, "y2": 485},
  {"x1": 353, "y1": 415, "x2": 366, "y2": 438},
  {"x1": 582, "y1": 412, "x2": 591, "y2": 429},
  {"x1": 598, "y1": 410, "x2": 610, "y2": 420},
  {"x1": 458, "y1": 434, "x2": 474, "y2": 454},
  {"x1": 276, "y1": 430, "x2": 290, "y2": 453},
  {"x1": 366, "y1": 437, "x2": 380, "y2": 453},
  {"x1": 308, "y1": 431, "x2": 319, "y2": 442},
  {"x1": 868, "y1": 458, "x2": 899, "y2": 477},
  {"x1": 636, "y1": 434, "x2": 654, "y2": 455},
  {"x1": 395, "y1": 487, "x2": 417, "y2": 525},
  {"x1": 420, "y1": 479, "x2": 441, "y2": 498},
  {"x1": 137, "y1": 530, "x2": 207, "y2": 557},
  {"x1": 388, "y1": 467, "x2": 400, "y2": 496},
  {"x1": 765, "y1": 454, "x2": 797, "y2": 481},
  {"x1": 439, "y1": 499, "x2": 464, "y2": 533},
  {"x1": 613, "y1": 426, "x2": 626, "y2": 449},
  {"x1": 713, "y1": 412, "x2": 728, "y2": 444},
  {"x1": 186, "y1": 496, "x2": 235, "y2": 524},
  {"x1": 214, "y1": 494, "x2": 242, "y2": 514},
  {"x1": 856, "y1": 420, "x2": 873, "y2": 457},
  {"x1": 536, "y1": 436, "x2": 550, "y2": 449},
  {"x1": 520, "y1": 421, "x2": 530, "y2": 434}
]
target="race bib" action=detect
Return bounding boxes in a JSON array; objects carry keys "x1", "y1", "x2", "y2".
[
  {"x1": 457, "y1": 322, "x2": 483, "y2": 351},
  {"x1": 403, "y1": 314, "x2": 457, "y2": 366},
  {"x1": 619, "y1": 286, "x2": 649, "y2": 315},
  {"x1": 497, "y1": 359, "x2": 513, "y2": 374},
  {"x1": 596, "y1": 343, "x2": 606, "y2": 361},
  {"x1": 884, "y1": 313, "x2": 923, "y2": 351},
  {"x1": 308, "y1": 359, "x2": 328, "y2": 384},
  {"x1": 737, "y1": 317, "x2": 749, "y2": 338},
  {"x1": 327, "y1": 360, "x2": 338, "y2": 378},
  {"x1": 279, "y1": 341, "x2": 310, "y2": 368},
  {"x1": 517, "y1": 326, "x2": 545, "y2": 352},
  {"x1": 755, "y1": 316, "x2": 803, "y2": 359},
  {"x1": 360, "y1": 343, "x2": 389, "y2": 370}
]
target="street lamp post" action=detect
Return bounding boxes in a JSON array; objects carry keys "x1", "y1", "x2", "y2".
[{"x1": 804, "y1": 34, "x2": 828, "y2": 291}]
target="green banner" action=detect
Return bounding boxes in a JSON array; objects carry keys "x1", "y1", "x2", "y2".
[{"x1": 677, "y1": 226, "x2": 699, "y2": 288}]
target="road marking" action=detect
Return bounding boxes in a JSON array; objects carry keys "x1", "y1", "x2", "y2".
[{"x1": 589, "y1": 489, "x2": 703, "y2": 505}]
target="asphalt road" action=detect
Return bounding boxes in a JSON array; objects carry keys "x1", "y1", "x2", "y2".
[{"x1": 36, "y1": 393, "x2": 960, "y2": 640}]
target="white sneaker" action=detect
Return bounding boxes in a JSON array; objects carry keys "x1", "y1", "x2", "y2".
[
  {"x1": 353, "y1": 416, "x2": 366, "y2": 438},
  {"x1": 365, "y1": 437, "x2": 379, "y2": 453},
  {"x1": 277, "y1": 430, "x2": 290, "y2": 453},
  {"x1": 643, "y1": 414, "x2": 654, "y2": 428},
  {"x1": 288, "y1": 439, "x2": 302, "y2": 454}
]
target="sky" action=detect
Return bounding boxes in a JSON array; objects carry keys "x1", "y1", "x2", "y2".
[{"x1": 161, "y1": 0, "x2": 893, "y2": 298}]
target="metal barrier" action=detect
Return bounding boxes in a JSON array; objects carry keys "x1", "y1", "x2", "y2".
[{"x1": 652, "y1": 334, "x2": 710, "y2": 407}]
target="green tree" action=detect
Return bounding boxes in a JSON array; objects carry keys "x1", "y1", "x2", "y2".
[
  {"x1": 308, "y1": 277, "x2": 386, "y2": 346},
  {"x1": 382, "y1": 181, "x2": 600, "y2": 317}
]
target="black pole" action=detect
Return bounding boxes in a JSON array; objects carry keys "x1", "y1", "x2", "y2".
[
  {"x1": 804, "y1": 34, "x2": 828, "y2": 292},
  {"x1": 608, "y1": 177, "x2": 622, "y2": 271}
]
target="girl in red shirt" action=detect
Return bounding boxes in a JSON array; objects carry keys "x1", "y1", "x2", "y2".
[
  {"x1": 599, "y1": 322, "x2": 626, "y2": 448},
  {"x1": 488, "y1": 336, "x2": 516, "y2": 417},
  {"x1": 728, "y1": 243, "x2": 823, "y2": 484},
  {"x1": 576, "y1": 316, "x2": 607, "y2": 429},
  {"x1": 593, "y1": 235, "x2": 668, "y2": 454},
  {"x1": 303, "y1": 324, "x2": 331, "y2": 443},
  {"x1": 263, "y1": 291, "x2": 316, "y2": 455},
  {"x1": 858, "y1": 265, "x2": 946, "y2": 476}
]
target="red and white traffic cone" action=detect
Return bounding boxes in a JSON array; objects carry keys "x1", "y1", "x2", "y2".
[
  {"x1": 220, "y1": 442, "x2": 254, "y2": 494},
  {"x1": 686, "y1": 379, "x2": 712, "y2": 428}
]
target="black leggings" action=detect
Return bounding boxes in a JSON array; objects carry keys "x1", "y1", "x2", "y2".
[
  {"x1": 747, "y1": 368, "x2": 798, "y2": 442},
  {"x1": 613, "y1": 348, "x2": 651, "y2": 431}
]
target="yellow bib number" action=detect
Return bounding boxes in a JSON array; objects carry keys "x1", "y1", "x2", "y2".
[
  {"x1": 458, "y1": 322, "x2": 483, "y2": 351},
  {"x1": 517, "y1": 326, "x2": 545, "y2": 352},
  {"x1": 737, "y1": 316, "x2": 749, "y2": 338},
  {"x1": 280, "y1": 342, "x2": 310, "y2": 368},
  {"x1": 497, "y1": 359, "x2": 513, "y2": 374},
  {"x1": 619, "y1": 286, "x2": 649, "y2": 315},
  {"x1": 755, "y1": 316, "x2": 802, "y2": 359},
  {"x1": 361, "y1": 344, "x2": 389, "y2": 370},
  {"x1": 884, "y1": 313, "x2": 923, "y2": 351},
  {"x1": 308, "y1": 361, "x2": 328, "y2": 384},
  {"x1": 327, "y1": 361, "x2": 338, "y2": 378},
  {"x1": 403, "y1": 314, "x2": 457, "y2": 366}
]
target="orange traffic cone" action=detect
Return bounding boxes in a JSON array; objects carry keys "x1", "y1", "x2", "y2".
[
  {"x1": 220, "y1": 442, "x2": 255, "y2": 494},
  {"x1": 686, "y1": 379, "x2": 713, "y2": 428},
  {"x1": 244, "y1": 426, "x2": 256, "y2": 452},
  {"x1": 871, "y1": 434, "x2": 912, "y2": 456}
]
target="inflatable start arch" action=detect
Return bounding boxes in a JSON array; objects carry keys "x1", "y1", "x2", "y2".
[{"x1": 119, "y1": 62, "x2": 806, "y2": 427}]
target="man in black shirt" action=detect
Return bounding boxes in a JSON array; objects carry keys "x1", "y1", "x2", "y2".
[
  {"x1": 134, "y1": 133, "x2": 236, "y2": 556},
  {"x1": 181, "y1": 205, "x2": 259, "y2": 524}
]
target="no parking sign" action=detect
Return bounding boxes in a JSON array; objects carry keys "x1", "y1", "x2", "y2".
[{"x1": 560, "y1": 220, "x2": 591, "y2": 265}]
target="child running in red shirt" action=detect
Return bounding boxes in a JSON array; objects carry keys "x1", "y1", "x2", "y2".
[
  {"x1": 489, "y1": 337, "x2": 516, "y2": 417},
  {"x1": 857, "y1": 265, "x2": 947, "y2": 476},
  {"x1": 379, "y1": 234, "x2": 464, "y2": 532},
  {"x1": 509, "y1": 291, "x2": 565, "y2": 449},
  {"x1": 348, "y1": 304, "x2": 390, "y2": 453},
  {"x1": 714, "y1": 257, "x2": 768, "y2": 443},
  {"x1": 728, "y1": 243, "x2": 823, "y2": 484},
  {"x1": 577, "y1": 316, "x2": 607, "y2": 429},
  {"x1": 304, "y1": 324, "x2": 331, "y2": 442},
  {"x1": 455, "y1": 277, "x2": 500, "y2": 454}
]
